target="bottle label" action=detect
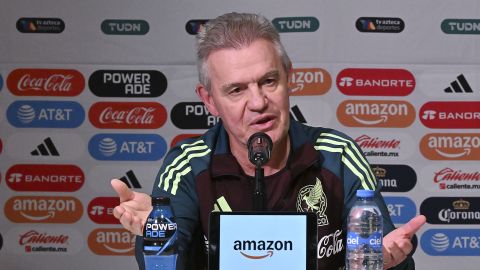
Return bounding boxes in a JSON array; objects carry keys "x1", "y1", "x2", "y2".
[
  {"x1": 346, "y1": 231, "x2": 382, "y2": 251},
  {"x1": 144, "y1": 218, "x2": 177, "y2": 239}
]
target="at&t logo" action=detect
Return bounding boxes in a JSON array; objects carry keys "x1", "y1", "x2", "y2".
[
  {"x1": 421, "y1": 229, "x2": 480, "y2": 255},
  {"x1": 89, "y1": 133, "x2": 167, "y2": 161},
  {"x1": 7, "y1": 101, "x2": 85, "y2": 128}
]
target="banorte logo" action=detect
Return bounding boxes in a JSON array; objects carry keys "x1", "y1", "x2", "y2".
[
  {"x1": 89, "y1": 102, "x2": 167, "y2": 129},
  {"x1": 7, "y1": 68, "x2": 84, "y2": 96},
  {"x1": 88, "y1": 228, "x2": 135, "y2": 255},
  {"x1": 419, "y1": 101, "x2": 480, "y2": 129},
  {"x1": 289, "y1": 68, "x2": 331, "y2": 95},
  {"x1": 4, "y1": 196, "x2": 83, "y2": 223},
  {"x1": 420, "y1": 133, "x2": 480, "y2": 160},
  {"x1": 6, "y1": 164, "x2": 84, "y2": 192},
  {"x1": 88, "y1": 197, "x2": 120, "y2": 224},
  {"x1": 337, "y1": 100, "x2": 415, "y2": 127},
  {"x1": 337, "y1": 68, "x2": 415, "y2": 96}
]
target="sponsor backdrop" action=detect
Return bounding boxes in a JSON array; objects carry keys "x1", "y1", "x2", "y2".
[{"x1": 0, "y1": 0, "x2": 479, "y2": 269}]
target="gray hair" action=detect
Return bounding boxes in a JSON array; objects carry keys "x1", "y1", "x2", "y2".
[{"x1": 196, "y1": 12, "x2": 292, "y2": 91}]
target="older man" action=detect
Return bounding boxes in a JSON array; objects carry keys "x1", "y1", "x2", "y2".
[{"x1": 112, "y1": 12, "x2": 425, "y2": 270}]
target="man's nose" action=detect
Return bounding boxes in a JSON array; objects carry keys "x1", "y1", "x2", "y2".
[{"x1": 247, "y1": 84, "x2": 268, "y2": 111}]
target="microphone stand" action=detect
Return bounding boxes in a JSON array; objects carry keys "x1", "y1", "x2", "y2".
[{"x1": 253, "y1": 160, "x2": 266, "y2": 211}]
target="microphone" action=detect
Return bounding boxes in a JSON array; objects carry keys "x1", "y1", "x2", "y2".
[
  {"x1": 247, "y1": 132, "x2": 272, "y2": 211},
  {"x1": 247, "y1": 132, "x2": 273, "y2": 167}
]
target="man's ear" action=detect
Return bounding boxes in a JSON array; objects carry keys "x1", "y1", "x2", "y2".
[{"x1": 195, "y1": 83, "x2": 219, "y2": 116}]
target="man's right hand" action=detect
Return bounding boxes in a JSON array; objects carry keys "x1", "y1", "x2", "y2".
[{"x1": 111, "y1": 179, "x2": 152, "y2": 236}]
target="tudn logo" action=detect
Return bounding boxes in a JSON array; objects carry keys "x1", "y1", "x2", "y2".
[
  {"x1": 356, "y1": 17, "x2": 405, "y2": 33},
  {"x1": 5, "y1": 196, "x2": 83, "y2": 223},
  {"x1": 420, "y1": 133, "x2": 480, "y2": 160},
  {"x1": 337, "y1": 100, "x2": 415, "y2": 127},
  {"x1": 233, "y1": 239, "x2": 293, "y2": 259},
  {"x1": 441, "y1": 19, "x2": 480, "y2": 35},
  {"x1": 101, "y1": 19, "x2": 149, "y2": 35},
  {"x1": 185, "y1": 19, "x2": 209, "y2": 35},
  {"x1": 272, "y1": 17, "x2": 319, "y2": 32},
  {"x1": 289, "y1": 68, "x2": 331, "y2": 95},
  {"x1": 431, "y1": 233, "x2": 449, "y2": 252},
  {"x1": 31, "y1": 137, "x2": 59, "y2": 156},
  {"x1": 16, "y1": 18, "x2": 65, "y2": 33},
  {"x1": 444, "y1": 74, "x2": 473, "y2": 93},
  {"x1": 88, "y1": 228, "x2": 135, "y2": 255}
]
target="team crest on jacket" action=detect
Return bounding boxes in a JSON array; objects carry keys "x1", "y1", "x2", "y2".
[{"x1": 296, "y1": 177, "x2": 329, "y2": 226}]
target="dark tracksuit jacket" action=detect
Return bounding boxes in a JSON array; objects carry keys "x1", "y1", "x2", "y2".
[{"x1": 135, "y1": 119, "x2": 415, "y2": 270}]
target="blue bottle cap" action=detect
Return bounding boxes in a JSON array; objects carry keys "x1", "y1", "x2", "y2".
[{"x1": 356, "y1": 189, "x2": 374, "y2": 198}]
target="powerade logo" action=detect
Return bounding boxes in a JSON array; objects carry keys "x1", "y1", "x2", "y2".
[
  {"x1": 371, "y1": 164, "x2": 416, "y2": 192},
  {"x1": 7, "y1": 101, "x2": 85, "y2": 128},
  {"x1": 88, "y1": 133, "x2": 167, "y2": 161},
  {"x1": 272, "y1": 17, "x2": 319, "y2": 32},
  {"x1": 356, "y1": 17, "x2": 404, "y2": 33},
  {"x1": 383, "y1": 197, "x2": 416, "y2": 224},
  {"x1": 185, "y1": 19, "x2": 209, "y2": 35},
  {"x1": 421, "y1": 229, "x2": 480, "y2": 256},
  {"x1": 442, "y1": 19, "x2": 480, "y2": 34},
  {"x1": 171, "y1": 102, "x2": 219, "y2": 129},
  {"x1": 89, "y1": 70, "x2": 167, "y2": 97},
  {"x1": 16, "y1": 18, "x2": 65, "y2": 33},
  {"x1": 101, "y1": 19, "x2": 149, "y2": 35}
]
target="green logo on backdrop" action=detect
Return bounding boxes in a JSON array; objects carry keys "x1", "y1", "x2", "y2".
[
  {"x1": 272, "y1": 17, "x2": 319, "y2": 32},
  {"x1": 101, "y1": 19, "x2": 149, "y2": 35},
  {"x1": 441, "y1": 19, "x2": 480, "y2": 34}
]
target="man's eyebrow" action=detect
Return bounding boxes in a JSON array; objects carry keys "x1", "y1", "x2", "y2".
[{"x1": 220, "y1": 70, "x2": 281, "y2": 92}]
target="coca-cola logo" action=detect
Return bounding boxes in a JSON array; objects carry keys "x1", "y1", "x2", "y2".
[
  {"x1": 7, "y1": 69, "x2": 84, "y2": 96},
  {"x1": 89, "y1": 102, "x2": 167, "y2": 129},
  {"x1": 19, "y1": 230, "x2": 69, "y2": 245},
  {"x1": 355, "y1": 135, "x2": 400, "y2": 149}
]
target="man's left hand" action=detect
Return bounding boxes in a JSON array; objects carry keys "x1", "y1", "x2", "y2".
[{"x1": 382, "y1": 215, "x2": 426, "y2": 269}]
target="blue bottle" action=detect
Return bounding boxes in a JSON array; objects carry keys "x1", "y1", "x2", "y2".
[
  {"x1": 346, "y1": 190, "x2": 383, "y2": 270},
  {"x1": 143, "y1": 196, "x2": 178, "y2": 270}
]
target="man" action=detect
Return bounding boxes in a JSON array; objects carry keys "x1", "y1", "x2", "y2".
[{"x1": 111, "y1": 12, "x2": 426, "y2": 270}]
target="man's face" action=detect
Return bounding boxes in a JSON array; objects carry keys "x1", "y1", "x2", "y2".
[{"x1": 198, "y1": 39, "x2": 291, "y2": 151}]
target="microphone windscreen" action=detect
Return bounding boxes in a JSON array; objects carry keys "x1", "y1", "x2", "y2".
[{"x1": 247, "y1": 132, "x2": 273, "y2": 166}]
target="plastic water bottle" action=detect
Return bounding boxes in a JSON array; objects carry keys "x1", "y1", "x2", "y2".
[
  {"x1": 143, "y1": 196, "x2": 178, "y2": 270},
  {"x1": 346, "y1": 190, "x2": 383, "y2": 270}
]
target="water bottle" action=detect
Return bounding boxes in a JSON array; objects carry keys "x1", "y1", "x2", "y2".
[
  {"x1": 143, "y1": 196, "x2": 178, "y2": 270},
  {"x1": 346, "y1": 190, "x2": 383, "y2": 270}
]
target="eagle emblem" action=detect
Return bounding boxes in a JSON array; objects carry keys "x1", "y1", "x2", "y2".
[{"x1": 296, "y1": 177, "x2": 328, "y2": 226}]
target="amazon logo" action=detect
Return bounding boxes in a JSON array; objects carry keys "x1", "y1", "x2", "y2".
[
  {"x1": 233, "y1": 240, "x2": 292, "y2": 259},
  {"x1": 4, "y1": 196, "x2": 83, "y2": 223}
]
